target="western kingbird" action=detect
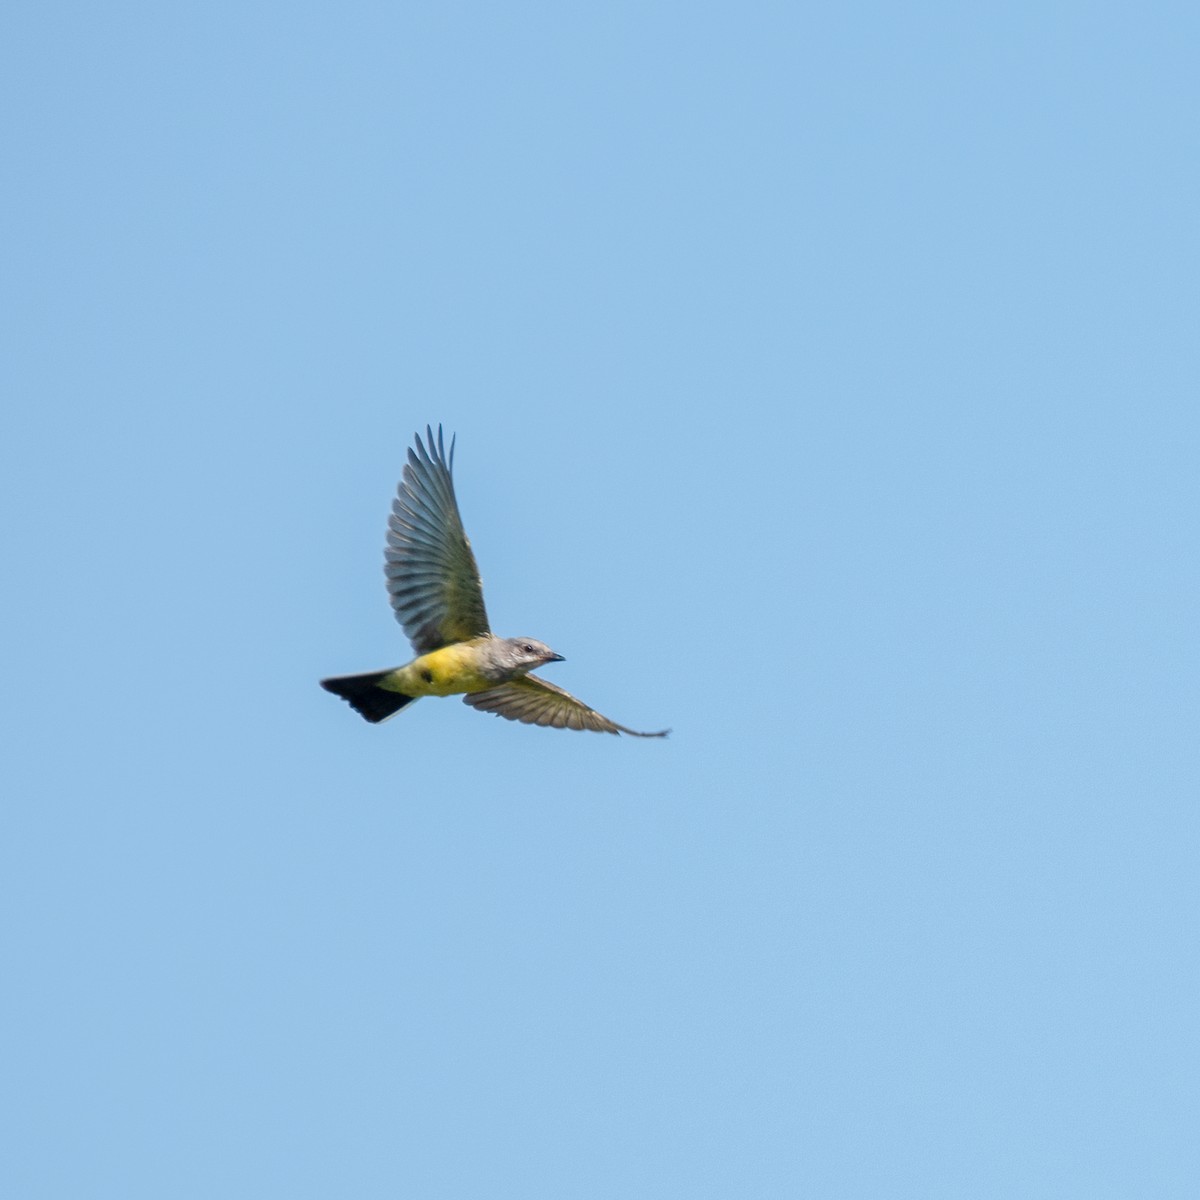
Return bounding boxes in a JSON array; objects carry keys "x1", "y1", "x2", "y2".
[{"x1": 320, "y1": 426, "x2": 668, "y2": 737}]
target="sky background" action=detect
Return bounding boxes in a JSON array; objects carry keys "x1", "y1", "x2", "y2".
[{"x1": 3, "y1": 1, "x2": 1198, "y2": 1196}]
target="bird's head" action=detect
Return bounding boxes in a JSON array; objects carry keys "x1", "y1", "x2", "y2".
[{"x1": 497, "y1": 637, "x2": 565, "y2": 674}]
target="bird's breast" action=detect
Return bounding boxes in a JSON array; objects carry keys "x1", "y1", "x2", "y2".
[{"x1": 399, "y1": 641, "x2": 495, "y2": 696}]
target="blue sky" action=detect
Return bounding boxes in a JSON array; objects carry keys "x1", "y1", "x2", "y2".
[{"x1": 3, "y1": 2, "x2": 1197, "y2": 1196}]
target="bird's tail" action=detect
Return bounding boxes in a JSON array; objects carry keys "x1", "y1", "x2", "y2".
[{"x1": 320, "y1": 670, "x2": 418, "y2": 723}]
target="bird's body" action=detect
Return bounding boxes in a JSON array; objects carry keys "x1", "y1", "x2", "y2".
[
  {"x1": 320, "y1": 427, "x2": 667, "y2": 738},
  {"x1": 375, "y1": 635, "x2": 557, "y2": 698},
  {"x1": 388, "y1": 638, "x2": 508, "y2": 697}
]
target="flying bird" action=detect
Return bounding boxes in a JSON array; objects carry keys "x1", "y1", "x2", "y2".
[{"x1": 320, "y1": 426, "x2": 669, "y2": 738}]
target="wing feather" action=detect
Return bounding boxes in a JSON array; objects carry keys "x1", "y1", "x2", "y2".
[
  {"x1": 463, "y1": 675, "x2": 669, "y2": 738},
  {"x1": 384, "y1": 426, "x2": 490, "y2": 652}
]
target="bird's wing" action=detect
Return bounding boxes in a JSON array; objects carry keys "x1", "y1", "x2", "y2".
[
  {"x1": 463, "y1": 674, "x2": 669, "y2": 738},
  {"x1": 385, "y1": 426, "x2": 491, "y2": 652}
]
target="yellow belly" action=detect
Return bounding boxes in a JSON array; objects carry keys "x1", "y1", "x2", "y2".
[{"x1": 390, "y1": 640, "x2": 495, "y2": 697}]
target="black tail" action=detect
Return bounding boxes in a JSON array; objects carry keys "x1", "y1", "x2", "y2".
[{"x1": 320, "y1": 670, "x2": 418, "y2": 723}]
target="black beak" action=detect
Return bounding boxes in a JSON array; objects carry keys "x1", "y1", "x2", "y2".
[{"x1": 546, "y1": 652, "x2": 565, "y2": 663}]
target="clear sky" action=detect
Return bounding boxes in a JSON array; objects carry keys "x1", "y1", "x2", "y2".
[{"x1": 3, "y1": 2, "x2": 1197, "y2": 1196}]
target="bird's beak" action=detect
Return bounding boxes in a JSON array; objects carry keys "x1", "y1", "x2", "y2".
[{"x1": 545, "y1": 652, "x2": 565, "y2": 663}]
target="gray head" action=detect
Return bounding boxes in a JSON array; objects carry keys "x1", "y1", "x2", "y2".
[{"x1": 483, "y1": 636, "x2": 565, "y2": 680}]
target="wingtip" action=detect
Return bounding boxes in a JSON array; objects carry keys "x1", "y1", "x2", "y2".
[{"x1": 414, "y1": 423, "x2": 455, "y2": 471}]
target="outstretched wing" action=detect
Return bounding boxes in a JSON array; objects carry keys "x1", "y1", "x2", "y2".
[
  {"x1": 463, "y1": 675, "x2": 669, "y2": 738},
  {"x1": 385, "y1": 426, "x2": 490, "y2": 652}
]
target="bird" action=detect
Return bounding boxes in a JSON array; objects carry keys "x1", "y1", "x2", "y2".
[{"x1": 320, "y1": 426, "x2": 669, "y2": 738}]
